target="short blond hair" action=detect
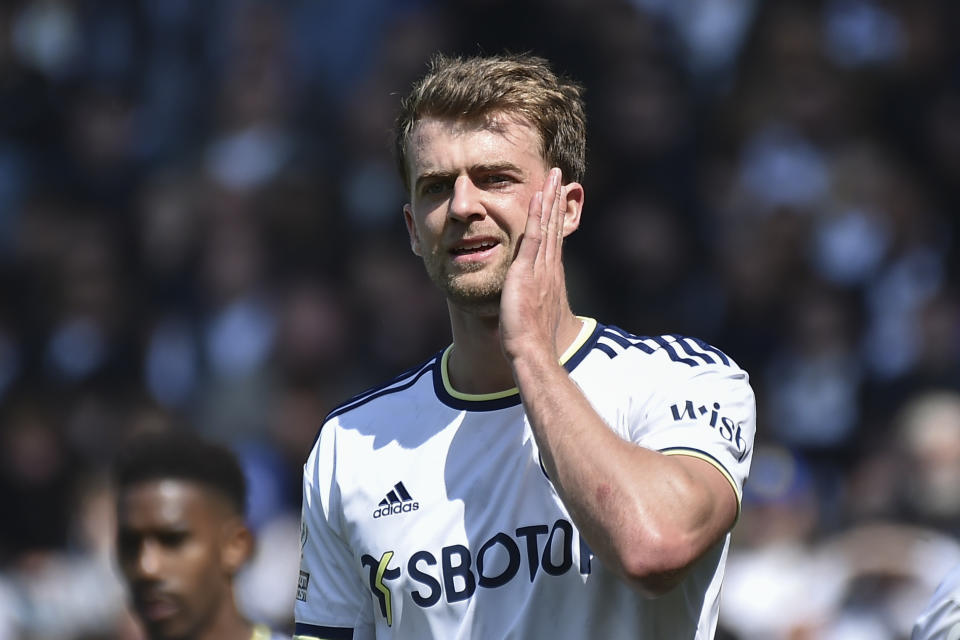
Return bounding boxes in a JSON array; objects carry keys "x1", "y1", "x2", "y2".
[{"x1": 394, "y1": 52, "x2": 587, "y2": 192}]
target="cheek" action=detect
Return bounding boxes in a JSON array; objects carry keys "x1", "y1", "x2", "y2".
[
  {"x1": 415, "y1": 214, "x2": 448, "y2": 252},
  {"x1": 179, "y1": 541, "x2": 228, "y2": 591},
  {"x1": 492, "y1": 191, "x2": 535, "y2": 234},
  {"x1": 422, "y1": 207, "x2": 447, "y2": 234}
]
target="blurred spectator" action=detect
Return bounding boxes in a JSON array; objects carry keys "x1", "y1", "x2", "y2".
[
  {"x1": 721, "y1": 444, "x2": 848, "y2": 637},
  {"x1": 895, "y1": 391, "x2": 960, "y2": 531},
  {"x1": 721, "y1": 444, "x2": 960, "y2": 639},
  {"x1": 0, "y1": 393, "x2": 77, "y2": 558}
]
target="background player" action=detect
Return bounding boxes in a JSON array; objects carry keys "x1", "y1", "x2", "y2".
[
  {"x1": 295, "y1": 52, "x2": 756, "y2": 639},
  {"x1": 114, "y1": 430, "x2": 286, "y2": 640}
]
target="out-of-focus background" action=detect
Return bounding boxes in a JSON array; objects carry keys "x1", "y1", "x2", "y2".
[{"x1": 0, "y1": 0, "x2": 958, "y2": 638}]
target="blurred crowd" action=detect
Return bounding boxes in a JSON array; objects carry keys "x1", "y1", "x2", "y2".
[{"x1": 0, "y1": 0, "x2": 958, "y2": 638}]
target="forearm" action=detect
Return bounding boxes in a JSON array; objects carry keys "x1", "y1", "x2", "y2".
[{"x1": 511, "y1": 351, "x2": 729, "y2": 595}]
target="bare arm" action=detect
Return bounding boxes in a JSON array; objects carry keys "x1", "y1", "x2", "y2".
[{"x1": 499, "y1": 168, "x2": 739, "y2": 596}]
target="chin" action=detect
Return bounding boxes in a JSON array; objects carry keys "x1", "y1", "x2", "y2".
[
  {"x1": 443, "y1": 278, "x2": 503, "y2": 315},
  {"x1": 142, "y1": 617, "x2": 190, "y2": 640}
]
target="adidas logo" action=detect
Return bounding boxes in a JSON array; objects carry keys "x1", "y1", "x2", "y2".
[{"x1": 373, "y1": 481, "x2": 419, "y2": 518}]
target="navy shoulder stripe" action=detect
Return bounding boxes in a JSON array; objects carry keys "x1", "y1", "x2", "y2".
[
  {"x1": 601, "y1": 327, "x2": 632, "y2": 349},
  {"x1": 311, "y1": 352, "x2": 441, "y2": 447},
  {"x1": 650, "y1": 335, "x2": 700, "y2": 366},
  {"x1": 596, "y1": 342, "x2": 617, "y2": 359},
  {"x1": 597, "y1": 326, "x2": 734, "y2": 368},
  {"x1": 328, "y1": 355, "x2": 437, "y2": 419},
  {"x1": 676, "y1": 334, "x2": 731, "y2": 366},
  {"x1": 669, "y1": 335, "x2": 717, "y2": 365},
  {"x1": 598, "y1": 327, "x2": 654, "y2": 354}
]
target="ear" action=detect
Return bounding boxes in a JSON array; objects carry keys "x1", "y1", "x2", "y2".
[
  {"x1": 403, "y1": 203, "x2": 422, "y2": 256},
  {"x1": 560, "y1": 181, "x2": 584, "y2": 237},
  {"x1": 220, "y1": 518, "x2": 254, "y2": 576}
]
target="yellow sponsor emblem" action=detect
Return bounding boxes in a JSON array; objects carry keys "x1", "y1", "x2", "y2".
[{"x1": 374, "y1": 551, "x2": 396, "y2": 627}]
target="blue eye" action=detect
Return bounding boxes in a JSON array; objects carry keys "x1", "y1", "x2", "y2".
[{"x1": 422, "y1": 181, "x2": 450, "y2": 196}]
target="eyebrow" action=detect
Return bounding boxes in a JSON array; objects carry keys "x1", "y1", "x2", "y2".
[{"x1": 413, "y1": 162, "x2": 525, "y2": 191}]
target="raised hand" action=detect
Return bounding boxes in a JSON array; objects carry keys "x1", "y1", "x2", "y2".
[{"x1": 499, "y1": 167, "x2": 569, "y2": 365}]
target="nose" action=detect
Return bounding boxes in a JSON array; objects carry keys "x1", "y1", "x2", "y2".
[
  {"x1": 448, "y1": 175, "x2": 484, "y2": 222},
  {"x1": 132, "y1": 541, "x2": 162, "y2": 580}
]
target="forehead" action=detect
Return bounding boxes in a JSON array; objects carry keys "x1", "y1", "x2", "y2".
[
  {"x1": 118, "y1": 479, "x2": 222, "y2": 529},
  {"x1": 407, "y1": 115, "x2": 547, "y2": 175}
]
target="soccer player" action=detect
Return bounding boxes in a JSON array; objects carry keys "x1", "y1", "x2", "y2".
[
  {"x1": 913, "y1": 564, "x2": 960, "y2": 639},
  {"x1": 295, "y1": 53, "x2": 756, "y2": 639},
  {"x1": 114, "y1": 430, "x2": 286, "y2": 640}
]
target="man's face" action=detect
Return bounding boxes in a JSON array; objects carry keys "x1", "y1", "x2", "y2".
[
  {"x1": 116, "y1": 480, "x2": 242, "y2": 640},
  {"x1": 403, "y1": 115, "x2": 551, "y2": 315}
]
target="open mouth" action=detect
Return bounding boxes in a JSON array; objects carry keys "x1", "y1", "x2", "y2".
[{"x1": 450, "y1": 240, "x2": 498, "y2": 256}]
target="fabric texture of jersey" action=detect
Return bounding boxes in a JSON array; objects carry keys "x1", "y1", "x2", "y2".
[
  {"x1": 251, "y1": 623, "x2": 289, "y2": 640},
  {"x1": 913, "y1": 564, "x2": 960, "y2": 640},
  {"x1": 295, "y1": 318, "x2": 756, "y2": 640}
]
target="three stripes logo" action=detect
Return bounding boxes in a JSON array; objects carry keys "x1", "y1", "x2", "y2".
[{"x1": 373, "y1": 481, "x2": 419, "y2": 519}]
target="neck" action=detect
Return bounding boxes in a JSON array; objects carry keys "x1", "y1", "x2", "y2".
[
  {"x1": 189, "y1": 596, "x2": 253, "y2": 640},
  {"x1": 445, "y1": 304, "x2": 582, "y2": 395}
]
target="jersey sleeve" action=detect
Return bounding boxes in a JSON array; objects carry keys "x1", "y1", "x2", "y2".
[
  {"x1": 912, "y1": 566, "x2": 960, "y2": 640},
  {"x1": 913, "y1": 604, "x2": 960, "y2": 640},
  {"x1": 295, "y1": 424, "x2": 375, "y2": 640},
  {"x1": 632, "y1": 361, "x2": 756, "y2": 513}
]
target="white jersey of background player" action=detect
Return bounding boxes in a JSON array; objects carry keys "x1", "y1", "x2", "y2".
[
  {"x1": 913, "y1": 564, "x2": 960, "y2": 640},
  {"x1": 295, "y1": 52, "x2": 756, "y2": 640}
]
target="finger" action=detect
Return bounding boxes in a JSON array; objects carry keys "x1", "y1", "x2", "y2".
[
  {"x1": 536, "y1": 169, "x2": 556, "y2": 266},
  {"x1": 543, "y1": 168, "x2": 563, "y2": 265},
  {"x1": 515, "y1": 190, "x2": 544, "y2": 266},
  {"x1": 539, "y1": 170, "x2": 557, "y2": 244}
]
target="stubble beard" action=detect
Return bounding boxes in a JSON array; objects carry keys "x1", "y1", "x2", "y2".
[{"x1": 422, "y1": 250, "x2": 509, "y2": 317}]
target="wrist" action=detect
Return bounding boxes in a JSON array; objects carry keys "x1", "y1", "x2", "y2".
[{"x1": 509, "y1": 345, "x2": 565, "y2": 384}]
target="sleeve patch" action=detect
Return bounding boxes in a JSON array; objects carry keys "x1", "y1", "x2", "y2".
[
  {"x1": 668, "y1": 399, "x2": 750, "y2": 462},
  {"x1": 297, "y1": 570, "x2": 310, "y2": 602}
]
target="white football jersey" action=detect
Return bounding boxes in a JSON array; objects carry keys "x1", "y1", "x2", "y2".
[
  {"x1": 295, "y1": 318, "x2": 755, "y2": 640},
  {"x1": 913, "y1": 564, "x2": 960, "y2": 640}
]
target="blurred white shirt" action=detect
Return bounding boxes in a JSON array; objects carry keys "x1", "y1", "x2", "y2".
[{"x1": 913, "y1": 564, "x2": 960, "y2": 640}]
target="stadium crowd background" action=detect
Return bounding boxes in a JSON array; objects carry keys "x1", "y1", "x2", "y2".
[{"x1": 0, "y1": 0, "x2": 959, "y2": 637}]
